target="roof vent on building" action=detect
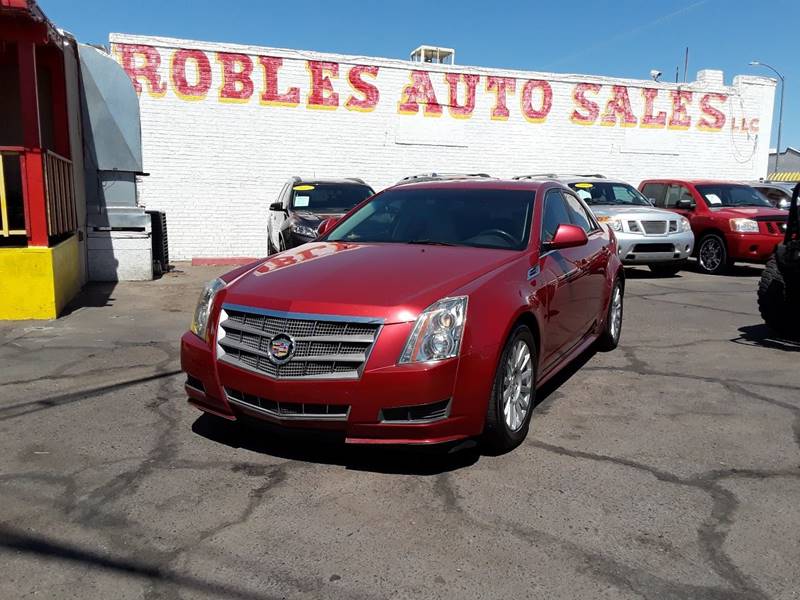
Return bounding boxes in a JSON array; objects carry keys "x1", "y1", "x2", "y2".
[{"x1": 410, "y1": 45, "x2": 455, "y2": 65}]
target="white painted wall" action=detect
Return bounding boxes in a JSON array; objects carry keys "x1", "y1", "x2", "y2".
[{"x1": 109, "y1": 33, "x2": 776, "y2": 260}]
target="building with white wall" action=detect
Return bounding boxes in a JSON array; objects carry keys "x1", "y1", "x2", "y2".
[{"x1": 109, "y1": 33, "x2": 777, "y2": 261}]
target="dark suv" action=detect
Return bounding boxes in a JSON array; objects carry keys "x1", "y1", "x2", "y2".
[{"x1": 268, "y1": 177, "x2": 374, "y2": 253}]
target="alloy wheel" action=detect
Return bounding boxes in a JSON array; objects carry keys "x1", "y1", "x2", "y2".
[
  {"x1": 609, "y1": 285, "x2": 623, "y2": 341},
  {"x1": 699, "y1": 237, "x2": 723, "y2": 272},
  {"x1": 502, "y1": 340, "x2": 533, "y2": 431}
]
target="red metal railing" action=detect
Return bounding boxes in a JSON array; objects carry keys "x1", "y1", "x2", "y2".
[{"x1": 43, "y1": 149, "x2": 77, "y2": 238}]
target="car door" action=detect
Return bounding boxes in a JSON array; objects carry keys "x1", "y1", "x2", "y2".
[
  {"x1": 562, "y1": 190, "x2": 608, "y2": 330},
  {"x1": 537, "y1": 188, "x2": 591, "y2": 369}
]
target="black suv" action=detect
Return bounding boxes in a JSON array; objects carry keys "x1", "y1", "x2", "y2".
[{"x1": 268, "y1": 177, "x2": 374, "y2": 253}]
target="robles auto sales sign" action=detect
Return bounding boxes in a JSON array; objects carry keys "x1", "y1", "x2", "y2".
[{"x1": 112, "y1": 41, "x2": 756, "y2": 133}]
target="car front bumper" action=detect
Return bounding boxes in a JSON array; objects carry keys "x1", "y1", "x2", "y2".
[
  {"x1": 725, "y1": 232, "x2": 782, "y2": 263},
  {"x1": 615, "y1": 230, "x2": 694, "y2": 264},
  {"x1": 180, "y1": 329, "x2": 496, "y2": 445}
]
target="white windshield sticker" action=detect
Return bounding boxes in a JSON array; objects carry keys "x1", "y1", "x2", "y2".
[
  {"x1": 576, "y1": 190, "x2": 591, "y2": 201},
  {"x1": 294, "y1": 195, "x2": 310, "y2": 207},
  {"x1": 705, "y1": 193, "x2": 722, "y2": 205}
]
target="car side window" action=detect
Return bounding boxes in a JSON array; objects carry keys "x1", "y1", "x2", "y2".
[
  {"x1": 665, "y1": 184, "x2": 693, "y2": 208},
  {"x1": 541, "y1": 189, "x2": 572, "y2": 243},
  {"x1": 562, "y1": 191, "x2": 597, "y2": 234},
  {"x1": 641, "y1": 183, "x2": 667, "y2": 207}
]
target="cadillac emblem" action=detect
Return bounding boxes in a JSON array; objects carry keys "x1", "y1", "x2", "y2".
[{"x1": 268, "y1": 334, "x2": 295, "y2": 365}]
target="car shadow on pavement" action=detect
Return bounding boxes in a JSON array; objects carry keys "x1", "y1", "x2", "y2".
[
  {"x1": 191, "y1": 413, "x2": 481, "y2": 475},
  {"x1": 623, "y1": 261, "x2": 763, "y2": 280},
  {"x1": 732, "y1": 324, "x2": 800, "y2": 352}
]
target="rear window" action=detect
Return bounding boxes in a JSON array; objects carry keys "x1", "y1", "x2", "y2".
[
  {"x1": 641, "y1": 183, "x2": 668, "y2": 207},
  {"x1": 291, "y1": 183, "x2": 373, "y2": 213},
  {"x1": 326, "y1": 187, "x2": 535, "y2": 250}
]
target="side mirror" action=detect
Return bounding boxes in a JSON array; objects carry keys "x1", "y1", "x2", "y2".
[
  {"x1": 676, "y1": 198, "x2": 695, "y2": 209},
  {"x1": 317, "y1": 217, "x2": 339, "y2": 238},
  {"x1": 548, "y1": 224, "x2": 588, "y2": 250},
  {"x1": 647, "y1": 197, "x2": 657, "y2": 205},
  {"x1": 269, "y1": 202, "x2": 285, "y2": 212}
]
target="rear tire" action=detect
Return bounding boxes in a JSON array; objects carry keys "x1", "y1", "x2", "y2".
[
  {"x1": 597, "y1": 279, "x2": 623, "y2": 351},
  {"x1": 483, "y1": 325, "x2": 537, "y2": 454},
  {"x1": 697, "y1": 234, "x2": 731, "y2": 275},
  {"x1": 648, "y1": 261, "x2": 685, "y2": 277},
  {"x1": 758, "y1": 256, "x2": 800, "y2": 339}
]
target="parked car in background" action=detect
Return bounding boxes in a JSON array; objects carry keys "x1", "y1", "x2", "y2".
[
  {"x1": 268, "y1": 177, "x2": 374, "y2": 253},
  {"x1": 182, "y1": 177, "x2": 624, "y2": 453},
  {"x1": 639, "y1": 179, "x2": 789, "y2": 275},
  {"x1": 748, "y1": 180, "x2": 794, "y2": 210},
  {"x1": 517, "y1": 175, "x2": 693, "y2": 276}
]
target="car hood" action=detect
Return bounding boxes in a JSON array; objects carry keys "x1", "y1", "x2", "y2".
[
  {"x1": 709, "y1": 206, "x2": 788, "y2": 219},
  {"x1": 589, "y1": 205, "x2": 675, "y2": 219},
  {"x1": 221, "y1": 242, "x2": 519, "y2": 323}
]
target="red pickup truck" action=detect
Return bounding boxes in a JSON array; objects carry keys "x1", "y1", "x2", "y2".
[{"x1": 639, "y1": 179, "x2": 788, "y2": 274}]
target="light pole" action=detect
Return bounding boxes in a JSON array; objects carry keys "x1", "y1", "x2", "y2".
[{"x1": 750, "y1": 61, "x2": 784, "y2": 175}]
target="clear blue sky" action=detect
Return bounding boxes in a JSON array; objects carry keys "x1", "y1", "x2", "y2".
[{"x1": 42, "y1": 0, "x2": 800, "y2": 151}]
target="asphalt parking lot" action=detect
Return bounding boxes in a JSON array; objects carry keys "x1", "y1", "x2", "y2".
[{"x1": 1, "y1": 262, "x2": 799, "y2": 600}]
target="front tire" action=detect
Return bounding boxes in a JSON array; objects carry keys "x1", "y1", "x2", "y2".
[
  {"x1": 483, "y1": 325, "x2": 537, "y2": 454},
  {"x1": 597, "y1": 278, "x2": 623, "y2": 351},
  {"x1": 648, "y1": 261, "x2": 685, "y2": 277},
  {"x1": 758, "y1": 256, "x2": 800, "y2": 339},
  {"x1": 697, "y1": 234, "x2": 731, "y2": 275}
]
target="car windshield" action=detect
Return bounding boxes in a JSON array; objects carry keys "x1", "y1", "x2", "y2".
[
  {"x1": 325, "y1": 187, "x2": 534, "y2": 250},
  {"x1": 695, "y1": 184, "x2": 772, "y2": 208},
  {"x1": 291, "y1": 183, "x2": 373, "y2": 213},
  {"x1": 568, "y1": 181, "x2": 651, "y2": 206}
]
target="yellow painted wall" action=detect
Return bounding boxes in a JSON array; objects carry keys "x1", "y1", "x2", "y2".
[{"x1": 0, "y1": 235, "x2": 81, "y2": 320}]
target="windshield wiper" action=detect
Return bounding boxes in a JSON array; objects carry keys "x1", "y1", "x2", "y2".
[{"x1": 406, "y1": 239, "x2": 457, "y2": 246}]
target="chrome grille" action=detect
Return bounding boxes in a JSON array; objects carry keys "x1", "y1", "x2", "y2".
[
  {"x1": 641, "y1": 220, "x2": 668, "y2": 235},
  {"x1": 217, "y1": 304, "x2": 382, "y2": 380}
]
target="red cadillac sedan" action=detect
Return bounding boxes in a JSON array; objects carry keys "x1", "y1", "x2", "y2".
[{"x1": 181, "y1": 178, "x2": 624, "y2": 452}]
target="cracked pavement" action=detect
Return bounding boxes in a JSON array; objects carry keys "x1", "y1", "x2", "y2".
[{"x1": 1, "y1": 263, "x2": 798, "y2": 599}]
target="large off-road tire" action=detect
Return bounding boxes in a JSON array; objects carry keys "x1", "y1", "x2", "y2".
[
  {"x1": 758, "y1": 256, "x2": 800, "y2": 339},
  {"x1": 697, "y1": 234, "x2": 731, "y2": 275},
  {"x1": 597, "y1": 278, "x2": 624, "y2": 351},
  {"x1": 648, "y1": 261, "x2": 686, "y2": 277},
  {"x1": 483, "y1": 325, "x2": 537, "y2": 454}
]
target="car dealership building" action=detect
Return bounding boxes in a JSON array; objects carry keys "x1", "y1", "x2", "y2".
[{"x1": 110, "y1": 33, "x2": 777, "y2": 262}]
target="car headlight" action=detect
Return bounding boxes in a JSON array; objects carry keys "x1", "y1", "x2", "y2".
[
  {"x1": 596, "y1": 216, "x2": 623, "y2": 232},
  {"x1": 729, "y1": 218, "x2": 759, "y2": 233},
  {"x1": 399, "y1": 296, "x2": 468, "y2": 364},
  {"x1": 191, "y1": 278, "x2": 226, "y2": 342},
  {"x1": 680, "y1": 216, "x2": 692, "y2": 232},
  {"x1": 291, "y1": 223, "x2": 318, "y2": 238}
]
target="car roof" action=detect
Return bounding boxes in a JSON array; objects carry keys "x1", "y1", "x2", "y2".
[
  {"x1": 747, "y1": 181, "x2": 793, "y2": 188},
  {"x1": 387, "y1": 178, "x2": 551, "y2": 192},
  {"x1": 557, "y1": 176, "x2": 633, "y2": 185},
  {"x1": 292, "y1": 176, "x2": 371, "y2": 186},
  {"x1": 640, "y1": 178, "x2": 754, "y2": 186}
]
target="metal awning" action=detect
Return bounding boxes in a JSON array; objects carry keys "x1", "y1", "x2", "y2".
[{"x1": 767, "y1": 172, "x2": 800, "y2": 182}]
